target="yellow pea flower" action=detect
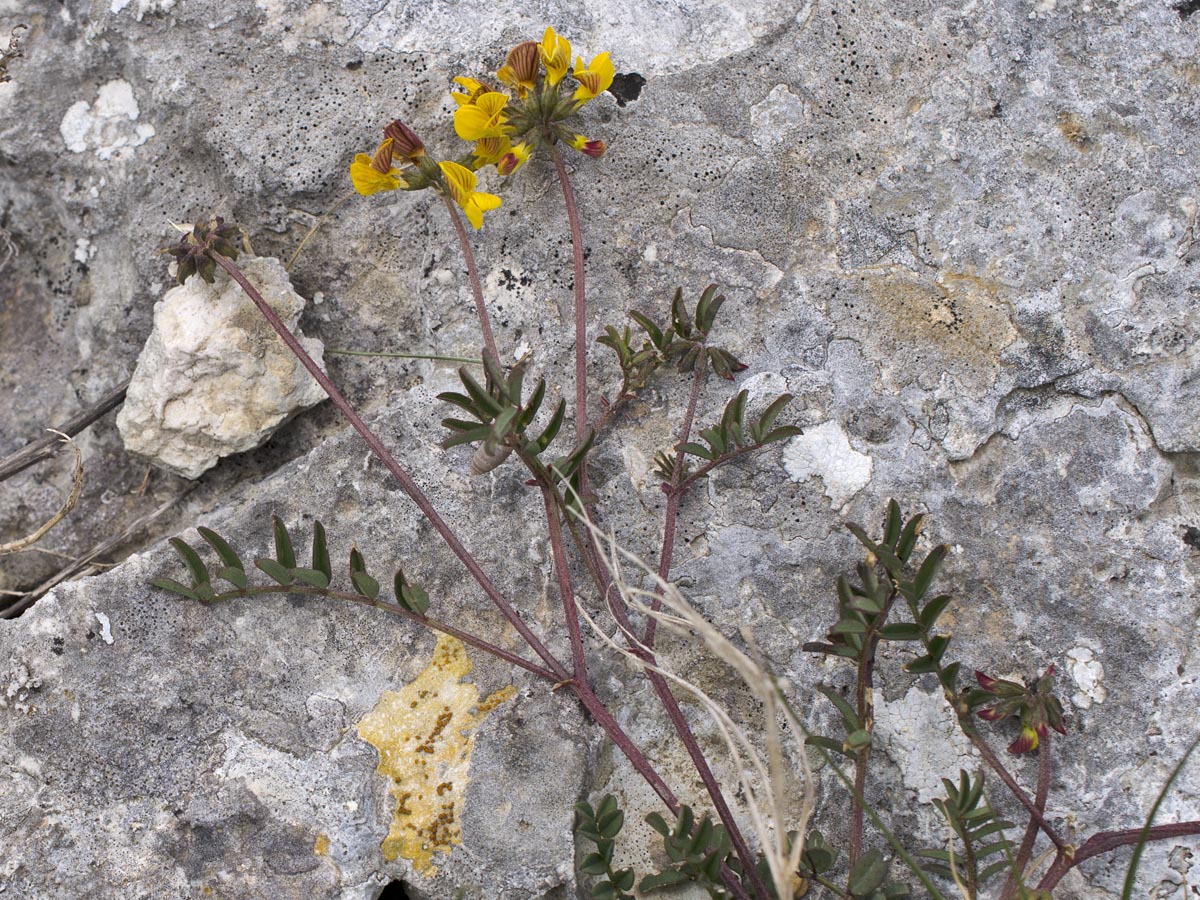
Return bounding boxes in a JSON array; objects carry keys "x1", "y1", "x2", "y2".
[
  {"x1": 568, "y1": 133, "x2": 606, "y2": 158},
  {"x1": 472, "y1": 135, "x2": 512, "y2": 167},
  {"x1": 496, "y1": 40, "x2": 539, "y2": 99},
  {"x1": 539, "y1": 27, "x2": 571, "y2": 86},
  {"x1": 572, "y1": 52, "x2": 614, "y2": 104},
  {"x1": 451, "y1": 76, "x2": 493, "y2": 107},
  {"x1": 439, "y1": 160, "x2": 502, "y2": 229},
  {"x1": 453, "y1": 91, "x2": 511, "y2": 141},
  {"x1": 497, "y1": 141, "x2": 533, "y2": 176},
  {"x1": 349, "y1": 139, "x2": 408, "y2": 196}
]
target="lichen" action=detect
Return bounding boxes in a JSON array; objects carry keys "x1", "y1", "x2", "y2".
[{"x1": 357, "y1": 635, "x2": 515, "y2": 876}]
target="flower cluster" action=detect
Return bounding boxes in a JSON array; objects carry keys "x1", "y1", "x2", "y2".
[
  {"x1": 164, "y1": 217, "x2": 242, "y2": 284},
  {"x1": 452, "y1": 26, "x2": 613, "y2": 176},
  {"x1": 969, "y1": 667, "x2": 1067, "y2": 754},
  {"x1": 347, "y1": 27, "x2": 613, "y2": 229}
]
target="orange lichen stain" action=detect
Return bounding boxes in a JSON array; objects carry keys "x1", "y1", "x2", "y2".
[
  {"x1": 1056, "y1": 111, "x2": 1094, "y2": 151},
  {"x1": 357, "y1": 634, "x2": 516, "y2": 876},
  {"x1": 314, "y1": 833, "x2": 330, "y2": 856},
  {"x1": 858, "y1": 265, "x2": 1017, "y2": 391}
]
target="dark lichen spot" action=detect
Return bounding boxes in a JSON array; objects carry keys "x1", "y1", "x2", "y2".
[
  {"x1": 345, "y1": 59, "x2": 363, "y2": 71},
  {"x1": 608, "y1": 72, "x2": 647, "y2": 107},
  {"x1": 1184, "y1": 525, "x2": 1200, "y2": 550},
  {"x1": 1174, "y1": 0, "x2": 1200, "y2": 20}
]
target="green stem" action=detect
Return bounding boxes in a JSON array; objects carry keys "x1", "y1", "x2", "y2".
[{"x1": 643, "y1": 364, "x2": 705, "y2": 650}]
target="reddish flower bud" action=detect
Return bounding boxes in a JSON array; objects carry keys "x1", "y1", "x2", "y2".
[
  {"x1": 383, "y1": 119, "x2": 426, "y2": 161},
  {"x1": 975, "y1": 670, "x2": 998, "y2": 690}
]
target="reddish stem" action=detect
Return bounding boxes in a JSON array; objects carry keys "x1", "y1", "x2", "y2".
[
  {"x1": 229, "y1": 585, "x2": 558, "y2": 681},
  {"x1": 551, "y1": 145, "x2": 589, "y2": 442},
  {"x1": 966, "y1": 730, "x2": 1067, "y2": 851},
  {"x1": 1037, "y1": 821, "x2": 1200, "y2": 893},
  {"x1": 643, "y1": 364, "x2": 705, "y2": 650},
  {"x1": 442, "y1": 192, "x2": 500, "y2": 368},
  {"x1": 212, "y1": 252, "x2": 567, "y2": 680},
  {"x1": 1001, "y1": 737, "x2": 1053, "y2": 900},
  {"x1": 541, "y1": 488, "x2": 590, "y2": 685}
]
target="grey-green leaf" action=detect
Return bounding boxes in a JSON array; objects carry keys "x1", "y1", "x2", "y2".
[
  {"x1": 311, "y1": 520, "x2": 331, "y2": 583},
  {"x1": 273, "y1": 516, "x2": 296, "y2": 569},
  {"x1": 255, "y1": 557, "x2": 293, "y2": 585},
  {"x1": 197, "y1": 527, "x2": 243, "y2": 572},
  {"x1": 169, "y1": 537, "x2": 209, "y2": 587}
]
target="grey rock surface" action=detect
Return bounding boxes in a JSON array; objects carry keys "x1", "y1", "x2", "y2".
[
  {"x1": 116, "y1": 255, "x2": 327, "y2": 479},
  {"x1": 1, "y1": 1, "x2": 1198, "y2": 899}
]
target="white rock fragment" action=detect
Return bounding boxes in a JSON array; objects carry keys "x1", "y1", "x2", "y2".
[
  {"x1": 59, "y1": 79, "x2": 156, "y2": 160},
  {"x1": 1066, "y1": 646, "x2": 1107, "y2": 709},
  {"x1": 782, "y1": 420, "x2": 873, "y2": 509},
  {"x1": 117, "y1": 257, "x2": 326, "y2": 479}
]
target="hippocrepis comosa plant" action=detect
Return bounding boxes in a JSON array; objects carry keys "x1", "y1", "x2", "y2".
[{"x1": 155, "y1": 27, "x2": 1200, "y2": 900}]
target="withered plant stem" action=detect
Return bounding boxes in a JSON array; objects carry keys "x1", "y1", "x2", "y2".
[
  {"x1": 643, "y1": 364, "x2": 705, "y2": 650},
  {"x1": 0, "y1": 379, "x2": 129, "y2": 483},
  {"x1": 442, "y1": 192, "x2": 501, "y2": 369},
  {"x1": 211, "y1": 252, "x2": 564, "y2": 678},
  {"x1": 551, "y1": 145, "x2": 589, "y2": 442}
]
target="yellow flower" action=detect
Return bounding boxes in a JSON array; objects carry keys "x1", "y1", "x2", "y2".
[
  {"x1": 473, "y1": 135, "x2": 512, "y2": 167},
  {"x1": 439, "y1": 160, "x2": 501, "y2": 229},
  {"x1": 349, "y1": 140, "x2": 408, "y2": 196},
  {"x1": 539, "y1": 27, "x2": 571, "y2": 86},
  {"x1": 568, "y1": 133, "x2": 606, "y2": 158},
  {"x1": 497, "y1": 141, "x2": 533, "y2": 176},
  {"x1": 453, "y1": 91, "x2": 511, "y2": 141},
  {"x1": 496, "y1": 40, "x2": 539, "y2": 99},
  {"x1": 572, "y1": 52, "x2": 614, "y2": 104},
  {"x1": 451, "y1": 76, "x2": 493, "y2": 107}
]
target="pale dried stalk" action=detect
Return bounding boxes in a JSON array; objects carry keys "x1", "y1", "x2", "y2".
[
  {"x1": 0, "y1": 432, "x2": 84, "y2": 554},
  {"x1": 575, "y1": 515, "x2": 815, "y2": 899}
]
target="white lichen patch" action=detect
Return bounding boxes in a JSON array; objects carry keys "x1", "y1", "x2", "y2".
[
  {"x1": 750, "y1": 84, "x2": 809, "y2": 149},
  {"x1": 0, "y1": 661, "x2": 42, "y2": 714},
  {"x1": 110, "y1": 0, "x2": 177, "y2": 20},
  {"x1": 782, "y1": 420, "x2": 873, "y2": 509},
  {"x1": 59, "y1": 79, "x2": 155, "y2": 160},
  {"x1": 93, "y1": 612, "x2": 114, "y2": 645},
  {"x1": 1065, "y1": 646, "x2": 1107, "y2": 709},
  {"x1": 874, "y1": 686, "x2": 979, "y2": 804},
  {"x1": 357, "y1": 635, "x2": 515, "y2": 876}
]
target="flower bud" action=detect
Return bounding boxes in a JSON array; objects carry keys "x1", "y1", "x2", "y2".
[{"x1": 383, "y1": 120, "x2": 426, "y2": 161}]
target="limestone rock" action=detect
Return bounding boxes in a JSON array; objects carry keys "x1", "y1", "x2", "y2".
[{"x1": 116, "y1": 257, "x2": 326, "y2": 479}]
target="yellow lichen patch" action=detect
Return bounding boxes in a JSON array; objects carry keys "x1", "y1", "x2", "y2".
[
  {"x1": 313, "y1": 833, "x2": 330, "y2": 856},
  {"x1": 1056, "y1": 110, "x2": 1094, "y2": 151},
  {"x1": 856, "y1": 265, "x2": 1018, "y2": 393},
  {"x1": 357, "y1": 635, "x2": 516, "y2": 876}
]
